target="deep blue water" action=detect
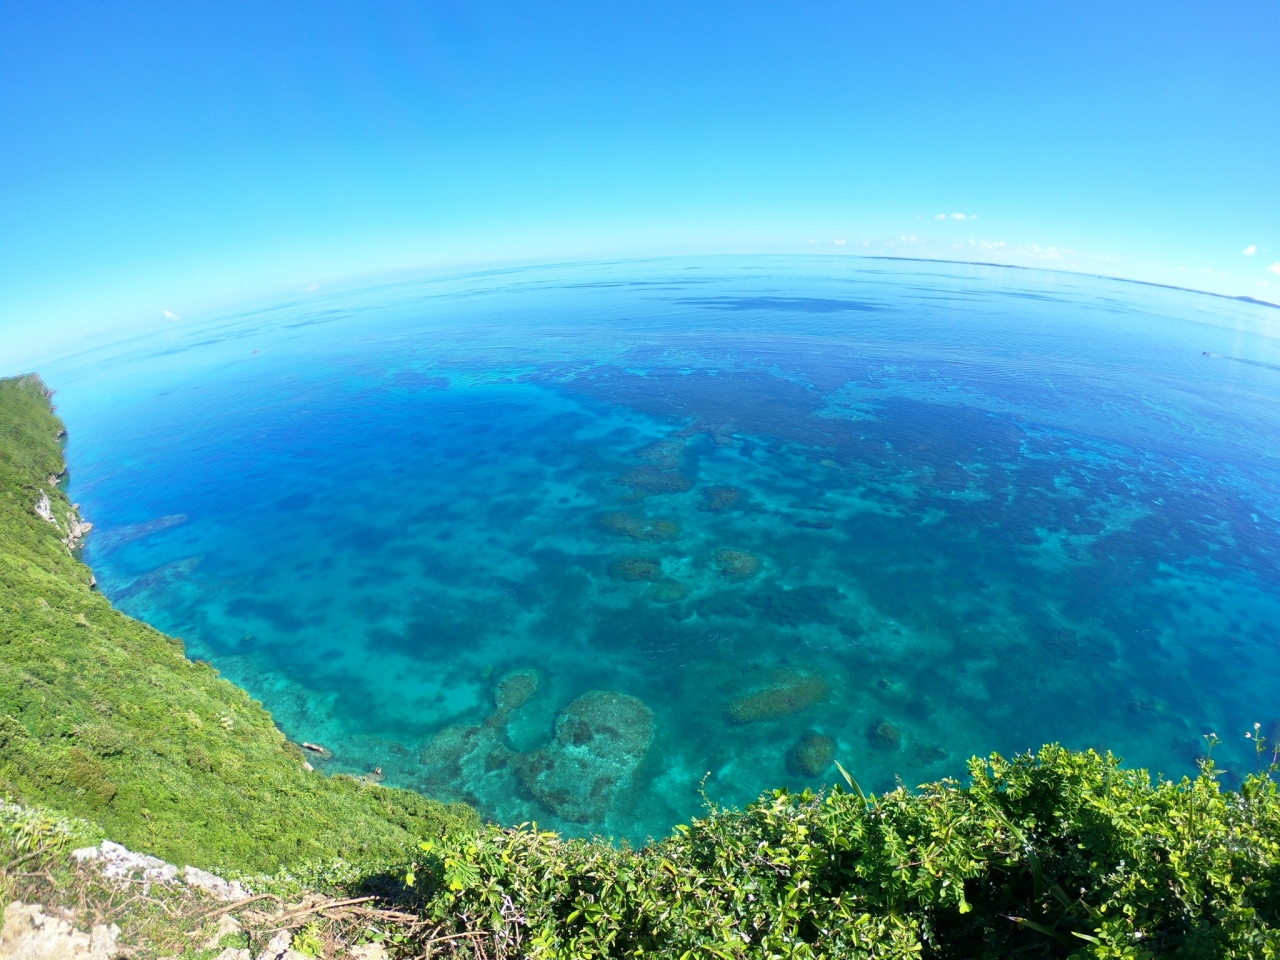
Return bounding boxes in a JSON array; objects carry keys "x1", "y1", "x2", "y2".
[{"x1": 41, "y1": 256, "x2": 1280, "y2": 842}]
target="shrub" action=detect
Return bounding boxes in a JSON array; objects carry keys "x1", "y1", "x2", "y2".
[{"x1": 401, "y1": 744, "x2": 1280, "y2": 958}]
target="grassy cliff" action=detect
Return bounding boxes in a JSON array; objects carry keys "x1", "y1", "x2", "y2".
[{"x1": 0, "y1": 374, "x2": 476, "y2": 873}]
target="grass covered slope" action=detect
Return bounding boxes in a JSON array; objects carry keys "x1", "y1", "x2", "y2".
[{"x1": 0, "y1": 374, "x2": 476, "y2": 873}]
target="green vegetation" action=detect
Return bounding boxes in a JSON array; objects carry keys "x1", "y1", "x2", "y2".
[
  {"x1": 0, "y1": 374, "x2": 476, "y2": 874},
  {"x1": 406, "y1": 744, "x2": 1280, "y2": 958},
  {"x1": 5, "y1": 371, "x2": 1280, "y2": 957}
]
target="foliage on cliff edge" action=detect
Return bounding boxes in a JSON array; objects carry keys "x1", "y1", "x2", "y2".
[
  {"x1": 398, "y1": 743, "x2": 1280, "y2": 958},
  {"x1": 0, "y1": 374, "x2": 476, "y2": 874}
]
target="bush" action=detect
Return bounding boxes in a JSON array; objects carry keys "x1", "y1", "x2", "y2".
[{"x1": 402, "y1": 744, "x2": 1280, "y2": 958}]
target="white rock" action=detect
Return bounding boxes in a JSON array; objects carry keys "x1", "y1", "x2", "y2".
[
  {"x1": 98, "y1": 840, "x2": 178, "y2": 883},
  {"x1": 0, "y1": 902, "x2": 121, "y2": 960},
  {"x1": 256, "y1": 930, "x2": 293, "y2": 960},
  {"x1": 349, "y1": 944, "x2": 388, "y2": 960},
  {"x1": 33, "y1": 492, "x2": 57, "y2": 526},
  {"x1": 70, "y1": 847, "x2": 100, "y2": 862},
  {"x1": 184, "y1": 865, "x2": 247, "y2": 901},
  {"x1": 214, "y1": 951, "x2": 250, "y2": 960},
  {"x1": 202, "y1": 914, "x2": 244, "y2": 950}
]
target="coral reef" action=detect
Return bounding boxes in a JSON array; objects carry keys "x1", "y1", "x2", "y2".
[
  {"x1": 907, "y1": 744, "x2": 949, "y2": 767},
  {"x1": 597, "y1": 512, "x2": 680, "y2": 541},
  {"x1": 785, "y1": 731, "x2": 835, "y2": 777},
  {"x1": 870, "y1": 721, "x2": 901, "y2": 750},
  {"x1": 615, "y1": 466, "x2": 694, "y2": 494},
  {"x1": 513, "y1": 691, "x2": 655, "y2": 824},
  {"x1": 609, "y1": 557, "x2": 664, "y2": 582},
  {"x1": 418, "y1": 722, "x2": 507, "y2": 798},
  {"x1": 493, "y1": 669, "x2": 539, "y2": 716},
  {"x1": 704, "y1": 422, "x2": 738, "y2": 446},
  {"x1": 746, "y1": 584, "x2": 842, "y2": 626},
  {"x1": 700, "y1": 486, "x2": 744, "y2": 512},
  {"x1": 419, "y1": 676, "x2": 653, "y2": 826},
  {"x1": 636, "y1": 439, "x2": 685, "y2": 469},
  {"x1": 648, "y1": 579, "x2": 690, "y2": 603},
  {"x1": 713, "y1": 549, "x2": 760, "y2": 580},
  {"x1": 725, "y1": 673, "x2": 828, "y2": 724},
  {"x1": 693, "y1": 592, "x2": 752, "y2": 619}
]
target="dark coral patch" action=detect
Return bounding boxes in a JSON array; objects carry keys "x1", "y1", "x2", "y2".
[
  {"x1": 609, "y1": 557, "x2": 663, "y2": 582},
  {"x1": 616, "y1": 466, "x2": 694, "y2": 494},
  {"x1": 700, "y1": 486, "x2": 744, "y2": 512},
  {"x1": 725, "y1": 674, "x2": 828, "y2": 724},
  {"x1": 786, "y1": 731, "x2": 836, "y2": 777},
  {"x1": 597, "y1": 512, "x2": 680, "y2": 541},
  {"x1": 714, "y1": 549, "x2": 760, "y2": 580}
]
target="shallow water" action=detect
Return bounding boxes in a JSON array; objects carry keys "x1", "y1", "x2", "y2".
[{"x1": 43, "y1": 256, "x2": 1280, "y2": 842}]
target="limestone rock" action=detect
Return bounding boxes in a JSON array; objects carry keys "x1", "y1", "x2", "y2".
[
  {"x1": 202, "y1": 914, "x2": 244, "y2": 950},
  {"x1": 184, "y1": 864, "x2": 247, "y2": 901},
  {"x1": 33, "y1": 492, "x2": 57, "y2": 526},
  {"x1": 74, "y1": 841, "x2": 244, "y2": 899},
  {"x1": 0, "y1": 902, "x2": 121, "y2": 960},
  {"x1": 95, "y1": 840, "x2": 178, "y2": 884},
  {"x1": 348, "y1": 945, "x2": 389, "y2": 960},
  {"x1": 255, "y1": 930, "x2": 293, "y2": 960}
]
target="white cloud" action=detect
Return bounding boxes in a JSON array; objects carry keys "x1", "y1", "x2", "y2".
[
  {"x1": 935, "y1": 213, "x2": 946, "y2": 220},
  {"x1": 1243, "y1": 244, "x2": 1257, "y2": 256},
  {"x1": 162, "y1": 309, "x2": 179, "y2": 320},
  {"x1": 951, "y1": 212, "x2": 966, "y2": 220},
  {"x1": 834, "y1": 238, "x2": 846, "y2": 246},
  {"x1": 1267, "y1": 262, "x2": 1280, "y2": 275},
  {"x1": 304, "y1": 283, "x2": 319, "y2": 292}
]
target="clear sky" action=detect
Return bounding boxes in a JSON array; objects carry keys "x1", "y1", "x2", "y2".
[{"x1": 2, "y1": 2, "x2": 1277, "y2": 366}]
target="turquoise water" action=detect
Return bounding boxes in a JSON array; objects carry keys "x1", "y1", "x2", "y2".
[{"x1": 42, "y1": 256, "x2": 1280, "y2": 842}]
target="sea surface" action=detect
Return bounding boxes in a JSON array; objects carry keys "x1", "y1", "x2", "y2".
[{"x1": 41, "y1": 256, "x2": 1280, "y2": 842}]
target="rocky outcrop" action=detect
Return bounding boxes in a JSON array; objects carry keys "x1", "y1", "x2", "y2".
[
  {"x1": 71, "y1": 841, "x2": 246, "y2": 900},
  {"x1": 63, "y1": 511, "x2": 93, "y2": 551},
  {"x1": 32, "y1": 490, "x2": 93, "y2": 551},
  {"x1": 255, "y1": 930, "x2": 308, "y2": 960},
  {"x1": 0, "y1": 902, "x2": 121, "y2": 960},
  {"x1": 34, "y1": 491, "x2": 56, "y2": 526}
]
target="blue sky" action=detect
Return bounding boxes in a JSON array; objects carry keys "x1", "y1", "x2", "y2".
[{"x1": 2, "y1": 1, "x2": 1277, "y2": 364}]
